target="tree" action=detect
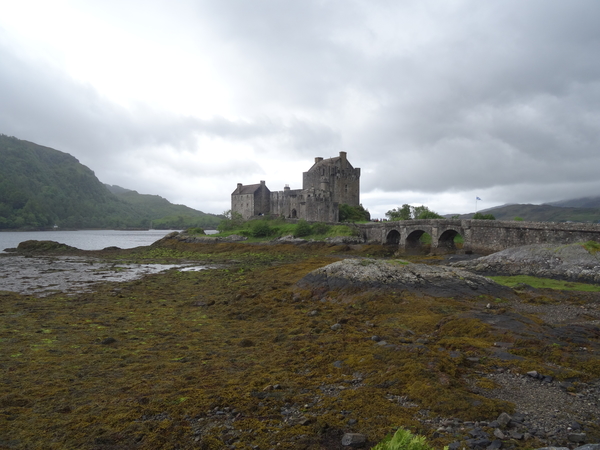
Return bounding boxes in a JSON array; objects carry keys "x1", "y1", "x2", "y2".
[
  {"x1": 473, "y1": 212, "x2": 496, "y2": 220},
  {"x1": 412, "y1": 205, "x2": 444, "y2": 219},
  {"x1": 217, "y1": 210, "x2": 245, "y2": 231},
  {"x1": 294, "y1": 219, "x2": 312, "y2": 237},
  {"x1": 386, "y1": 204, "x2": 411, "y2": 220},
  {"x1": 386, "y1": 204, "x2": 443, "y2": 220},
  {"x1": 339, "y1": 204, "x2": 371, "y2": 222}
]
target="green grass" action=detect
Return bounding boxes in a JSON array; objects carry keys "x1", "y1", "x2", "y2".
[
  {"x1": 216, "y1": 218, "x2": 358, "y2": 242},
  {"x1": 489, "y1": 275, "x2": 600, "y2": 292},
  {"x1": 583, "y1": 240, "x2": 600, "y2": 254},
  {"x1": 371, "y1": 427, "x2": 447, "y2": 450}
]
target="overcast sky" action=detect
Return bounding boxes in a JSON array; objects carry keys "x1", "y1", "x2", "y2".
[{"x1": 1, "y1": 0, "x2": 599, "y2": 218}]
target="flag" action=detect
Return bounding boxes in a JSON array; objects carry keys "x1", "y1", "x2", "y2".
[{"x1": 476, "y1": 197, "x2": 482, "y2": 200}]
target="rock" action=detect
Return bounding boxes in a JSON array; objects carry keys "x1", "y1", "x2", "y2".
[
  {"x1": 331, "y1": 323, "x2": 342, "y2": 331},
  {"x1": 341, "y1": 433, "x2": 366, "y2": 447},
  {"x1": 570, "y1": 421, "x2": 582, "y2": 430},
  {"x1": 496, "y1": 412, "x2": 511, "y2": 429},
  {"x1": 568, "y1": 433, "x2": 586, "y2": 443},
  {"x1": 533, "y1": 447, "x2": 570, "y2": 450},
  {"x1": 297, "y1": 259, "x2": 514, "y2": 298},
  {"x1": 275, "y1": 235, "x2": 307, "y2": 243},
  {"x1": 450, "y1": 243, "x2": 600, "y2": 284},
  {"x1": 371, "y1": 335, "x2": 381, "y2": 342},
  {"x1": 527, "y1": 370, "x2": 539, "y2": 378},
  {"x1": 17, "y1": 240, "x2": 78, "y2": 253},
  {"x1": 510, "y1": 430, "x2": 523, "y2": 440},
  {"x1": 101, "y1": 337, "x2": 117, "y2": 345},
  {"x1": 488, "y1": 440, "x2": 502, "y2": 450},
  {"x1": 493, "y1": 429, "x2": 505, "y2": 439},
  {"x1": 466, "y1": 437, "x2": 490, "y2": 448},
  {"x1": 575, "y1": 445, "x2": 600, "y2": 450},
  {"x1": 226, "y1": 234, "x2": 248, "y2": 242}
]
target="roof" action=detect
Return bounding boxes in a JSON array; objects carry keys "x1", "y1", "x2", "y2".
[
  {"x1": 232, "y1": 183, "x2": 262, "y2": 195},
  {"x1": 307, "y1": 155, "x2": 355, "y2": 173}
]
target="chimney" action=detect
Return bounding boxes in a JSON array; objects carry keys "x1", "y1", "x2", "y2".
[
  {"x1": 315, "y1": 157, "x2": 323, "y2": 163},
  {"x1": 237, "y1": 183, "x2": 242, "y2": 192}
]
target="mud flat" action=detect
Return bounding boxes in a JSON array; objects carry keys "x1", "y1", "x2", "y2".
[{"x1": 0, "y1": 255, "x2": 212, "y2": 297}]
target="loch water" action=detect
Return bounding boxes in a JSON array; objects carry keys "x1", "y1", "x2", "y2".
[{"x1": 0, "y1": 229, "x2": 181, "y2": 253}]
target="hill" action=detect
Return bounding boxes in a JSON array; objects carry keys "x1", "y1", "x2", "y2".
[
  {"x1": 545, "y1": 196, "x2": 600, "y2": 208},
  {"x1": 0, "y1": 134, "x2": 222, "y2": 230},
  {"x1": 105, "y1": 184, "x2": 223, "y2": 229},
  {"x1": 456, "y1": 203, "x2": 600, "y2": 223}
]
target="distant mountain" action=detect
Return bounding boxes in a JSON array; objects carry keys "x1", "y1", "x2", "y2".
[
  {"x1": 545, "y1": 196, "x2": 600, "y2": 209},
  {"x1": 455, "y1": 203, "x2": 600, "y2": 223},
  {"x1": 0, "y1": 134, "x2": 222, "y2": 230}
]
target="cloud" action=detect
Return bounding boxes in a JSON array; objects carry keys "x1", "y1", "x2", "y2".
[{"x1": 2, "y1": 0, "x2": 600, "y2": 217}]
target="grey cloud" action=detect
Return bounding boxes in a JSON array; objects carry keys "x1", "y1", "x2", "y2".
[{"x1": 3, "y1": 0, "x2": 600, "y2": 214}]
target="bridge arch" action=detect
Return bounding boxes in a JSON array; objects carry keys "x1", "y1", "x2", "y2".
[
  {"x1": 438, "y1": 229, "x2": 461, "y2": 251},
  {"x1": 405, "y1": 229, "x2": 429, "y2": 252},
  {"x1": 385, "y1": 229, "x2": 400, "y2": 245}
]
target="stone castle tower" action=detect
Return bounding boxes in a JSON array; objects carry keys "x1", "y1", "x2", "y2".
[{"x1": 231, "y1": 152, "x2": 360, "y2": 222}]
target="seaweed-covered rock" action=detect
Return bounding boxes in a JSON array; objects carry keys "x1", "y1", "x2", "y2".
[
  {"x1": 16, "y1": 240, "x2": 78, "y2": 253},
  {"x1": 298, "y1": 258, "x2": 513, "y2": 298},
  {"x1": 155, "y1": 231, "x2": 247, "y2": 244},
  {"x1": 450, "y1": 243, "x2": 600, "y2": 283}
]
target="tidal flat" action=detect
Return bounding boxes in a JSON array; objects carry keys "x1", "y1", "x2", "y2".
[{"x1": 1, "y1": 239, "x2": 599, "y2": 449}]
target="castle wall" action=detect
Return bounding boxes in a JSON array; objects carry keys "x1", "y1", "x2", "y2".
[
  {"x1": 232, "y1": 193, "x2": 256, "y2": 220},
  {"x1": 255, "y1": 181, "x2": 271, "y2": 216},
  {"x1": 231, "y1": 181, "x2": 271, "y2": 219},
  {"x1": 302, "y1": 152, "x2": 360, "y2": 207},
  {"x1": 270, "y1": 188, "x2": 304, "y2": 219}
]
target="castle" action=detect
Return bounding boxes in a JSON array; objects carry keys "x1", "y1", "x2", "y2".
[{"x1": 231, "y1": 152, "x2": 361, "y2": 222}]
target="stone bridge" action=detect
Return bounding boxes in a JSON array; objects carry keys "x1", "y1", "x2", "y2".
[{"x1": 356, "y1": 219, "x2": 600, "y2": 254}]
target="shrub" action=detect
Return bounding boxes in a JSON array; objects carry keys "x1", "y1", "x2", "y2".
[
  {"x1": 473, "y1": 212, "x2": 496, "y2": 220},
  {"x1": 218, "y1": 210, "x2": 245, "y2": 232},
  {"x1": 311, "y1": 222, "x2": 331, "y2": 235},
  {"x1": 371, "y1": 427, "x2": 446, "y2": 450},
  {"x1": 386, "y1": 205, "x2": 443, "y2": 220},
  {"x1": 583, "y1": 240, "x2": 600, "y2": 254},
  {"x1": 186, "y1": 227, "x2": 205, "y2": 235},
  {"x1": 294, "y1": 220, "x2": 312, "y2": 237},
  {"x1": 249, "y1": 220, "x2": 272, "y2": 238},
  {"x1": 339, "y1": 204, "x2": 371, "y2": 222},
  {"x1": 513, "y1": 216, "x2": 524, "y2": 221}
]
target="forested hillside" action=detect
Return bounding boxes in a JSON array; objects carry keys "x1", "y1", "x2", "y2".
[
  {"x1": 0, "y1": 135, "x2": 221, "y2": 229},
  {"x1": 105, "y1": 185, "x2": 223, "y2": 229}
]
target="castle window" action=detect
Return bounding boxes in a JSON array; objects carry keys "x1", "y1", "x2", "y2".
[{"x1": 345, "y1": 184, "x2": 348, "y2": 193}]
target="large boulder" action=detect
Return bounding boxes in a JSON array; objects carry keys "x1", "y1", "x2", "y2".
[
  {"x1": 298, "y1": 258, "x2": 513, "y2": 298},
  {"x1": 450, "y1": 243, "x2": 600, "y2": 283}
]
